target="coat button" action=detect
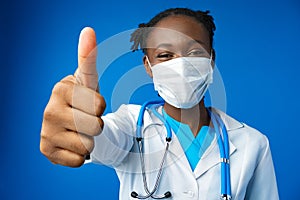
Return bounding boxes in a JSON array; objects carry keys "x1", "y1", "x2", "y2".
[{"x1": 183, "y1": 190, "x2": 194, "y2": 197}]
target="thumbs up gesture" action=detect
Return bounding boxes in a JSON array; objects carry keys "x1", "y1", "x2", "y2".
[{"x1": 40, "y1": 27, "x2": 106, "y2": 167}]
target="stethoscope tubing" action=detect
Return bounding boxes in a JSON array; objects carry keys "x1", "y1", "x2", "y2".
[
  {"x1": 134, "y1": 100, "x2": 231, "y2": 199},
  {"x1": 133, "y1": 100, "x2": 172, "y2": 199},
  {"x1": 208, "y1": 109, "x2": 231, "y2": 198},
  {"x1": 136, "y1": 140, "x2": 170, "y2": 199},
  {"x1": 149, "y1": 104, "x2": 172, "y2": 140},
  {"x1": 137, "y1": 100, "x2": 165, "y2": 139}
]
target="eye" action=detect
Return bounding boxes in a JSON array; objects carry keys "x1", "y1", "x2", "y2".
[
  {"x1": 156, "y1": 52, "x2": 174, "y2": 60},
  {"x1": 187, "y1": 49, "x2": 208, "y2": 57}
]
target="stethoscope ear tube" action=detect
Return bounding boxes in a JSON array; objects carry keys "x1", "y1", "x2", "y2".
[
  {"x1": 131, "y1": 191, "x2": 172, "y2": 199},
  {"x1": 133, "y1": 100, "x2": 172, "y2": 199},
  {"x1": 132, "y1": 140, "x2": 172, "y2": 199}
]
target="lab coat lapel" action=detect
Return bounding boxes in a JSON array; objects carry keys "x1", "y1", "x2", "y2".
[
  {"x1": 193, "y1": 108, "x2": 243, "y2": 179},
  {"x1": 210, "y1": 107, "x2": 245, "y2": 132},
  {"x1": 143, "y1": 106, "x2": 244, "y2": 179},
  {"x1": 193, "y1": 137, "x2": 236, "y2": 179}
]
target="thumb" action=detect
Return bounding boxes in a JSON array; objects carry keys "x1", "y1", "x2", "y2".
[{"x1": 75, "y1": 27, "x2": 99, "y2": 91}]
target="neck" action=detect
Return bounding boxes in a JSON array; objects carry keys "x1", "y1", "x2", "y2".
[{"x1": 163, "y1": 99, "x2": 210, "y2": 137}]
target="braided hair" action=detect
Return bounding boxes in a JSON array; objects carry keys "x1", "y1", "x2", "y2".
[{"x1": 130, "y1": 8, "x2": 216, "y2": 53}]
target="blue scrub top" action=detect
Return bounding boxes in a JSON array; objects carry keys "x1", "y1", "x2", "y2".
[{"x1": 162, "y1": 109, "x2": 214, "y2": 171}]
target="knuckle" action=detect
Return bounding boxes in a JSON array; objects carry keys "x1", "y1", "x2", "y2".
[
  {"x1": 62, "y1": 75, "x2": 76, "y2": 83},
  {"x1": 43, "y1": 82, "x2": 72, "y2": 122},
  {"x1": 43, "y1": 106, "x2": 71, "y2": 130},
  {"x1": 52, "y1": 81, "x2": 60, "y2": 91},
  {"x1": 43, "y1": 105, "x2": 56, "y2": 121},
  {"x1": 52, "y1": 81, "x2": 65, "y2": 95},
  {"x1": 52, "y1": 80, "x2": 73, "y2": 101},
  {"x1": 40, "y1": 139, "x2": 53, "y2": 158}
]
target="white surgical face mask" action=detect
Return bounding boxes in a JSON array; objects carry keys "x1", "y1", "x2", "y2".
[{"x1": 147, "y1": 56, "x2": 213, "y2": 109}]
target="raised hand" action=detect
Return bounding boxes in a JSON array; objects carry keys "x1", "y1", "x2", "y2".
[{"x1": 40, "y1": 27, "x2": 106, "y2": 167}]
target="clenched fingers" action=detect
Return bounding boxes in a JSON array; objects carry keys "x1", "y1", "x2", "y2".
[
  {"x1": 54, "y1": 76, "x2": 106, "y2": 117},
  {"x1": 44, "y1": 105, "x2": 103, "y2": 137},
  {"x1": 42, "y1": 129, "x2": 94, "y2": 155}
]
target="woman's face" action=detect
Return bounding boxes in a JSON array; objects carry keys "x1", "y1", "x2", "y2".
[{"x1": 143, "y1": 15, "x2": 213, "y2": 77}]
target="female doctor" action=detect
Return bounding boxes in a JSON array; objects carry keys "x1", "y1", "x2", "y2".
[{"x1": 40, "y1": 8, "x2": 279, "y2": 200}]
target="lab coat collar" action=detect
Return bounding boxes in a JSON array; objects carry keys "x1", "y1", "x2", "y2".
[
  {"x1": 143, "y1": 106, "x2": 244, "y2": 179},
  {"x1": 208, "y1": 107, "x2": 244, "y2": 131},
  {"x1": 145, "y1": 106, "x2": 244, "y2": 132}
]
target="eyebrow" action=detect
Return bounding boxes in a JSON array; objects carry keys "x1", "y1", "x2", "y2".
[
  {"x1": 188, "y1": 39, "x2": 206, "y2": 46},
  {"x1": 155, "y1": 39, "x2": 206, "y2": 50},
  {"x1": 155, "y1": 43, "x2": 173, "y2": 49}
]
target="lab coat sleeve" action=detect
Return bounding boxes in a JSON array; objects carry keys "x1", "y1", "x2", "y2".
[
  {"x1": 245, "y1": 135, "x2": 279, "y2": 200},
  {"x1": 90, "y1": 104, "x2": 139, "y2": 167}
]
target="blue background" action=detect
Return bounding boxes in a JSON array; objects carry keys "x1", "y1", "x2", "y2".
[{"x1": 1, "y1": 0, "x2": 299, "y2": 199}]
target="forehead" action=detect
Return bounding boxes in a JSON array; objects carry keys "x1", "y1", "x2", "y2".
[{"x1": 146, "y1": 15, "x2": 211, "y2": 49}]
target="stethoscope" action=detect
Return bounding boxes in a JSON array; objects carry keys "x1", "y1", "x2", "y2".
[{"x1": 131, "y1": 100, "x2": 232, "y2": 200}]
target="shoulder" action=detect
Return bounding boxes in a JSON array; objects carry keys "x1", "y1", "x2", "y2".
[
  {"x1": 212, "y1": 108, "x2": 270, "y2": 151},
  {"x1": 233, "y1": 122, "x2": 270, "y2": 154},
  {"x1": 213, "y1": 108, "x2": 273, "y2": 175},
  {"x1": 214, "y1": 110, "x2": 279, "y2": 199}
]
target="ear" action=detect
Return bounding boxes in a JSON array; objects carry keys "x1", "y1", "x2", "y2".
[
  {"x1": 212, "y1": 48, "x2": 216, "y2": 61},
  {"x1": 211, "y1": 48, "x2": 216, "y2": 69},
  {"x1": 143, "y1": 55, "x2": 153, "y2": 78}
]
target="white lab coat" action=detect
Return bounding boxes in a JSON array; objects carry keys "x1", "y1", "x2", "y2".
[{"x1": 90, "y1": 104, "x2": 279, "y2": 200}]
